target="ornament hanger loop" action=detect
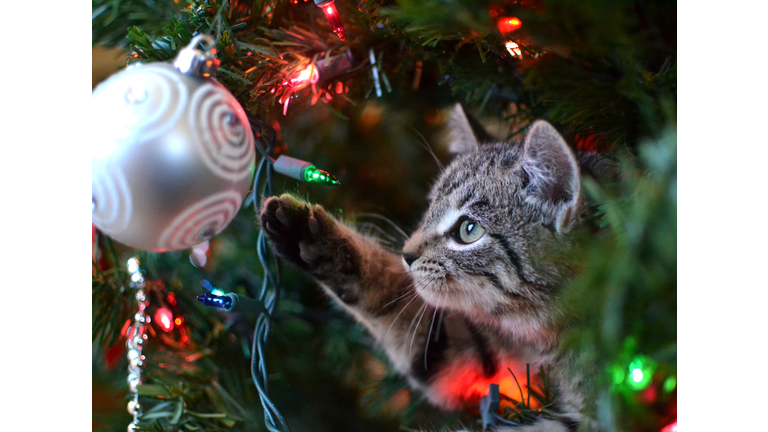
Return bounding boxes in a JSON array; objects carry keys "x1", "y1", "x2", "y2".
[
  {"x1": 174, "y1": 34, "x2": 218, "y2": 78},
  {"x1": 189, "y1": 34, "x2": 216, "y2": 53}
]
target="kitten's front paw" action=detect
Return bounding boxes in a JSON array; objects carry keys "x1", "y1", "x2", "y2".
[{"x1": 260, "y1": 194, "x2": 359, "y2": 275}]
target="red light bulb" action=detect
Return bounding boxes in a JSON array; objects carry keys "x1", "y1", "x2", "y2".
[
  {"x1": 315, "y1": 0, "x2": 345, "y2": 40},
  {"x1": 289, "y1": 64, "x2": 319, "y2": 87},
  {"x1": 660, "y1": 421, "x2": 677, "y2": 432},
  {"x1": 155, "y1": 308, "x2": 175, "y2": 332},
  {"x1": 498, "y1": 17, "x2": 522, "y2": 34}
]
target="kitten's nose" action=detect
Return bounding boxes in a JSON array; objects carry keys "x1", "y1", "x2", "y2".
[{"x1": 403, "y1": 252, "x2": 419, "y2": 267}]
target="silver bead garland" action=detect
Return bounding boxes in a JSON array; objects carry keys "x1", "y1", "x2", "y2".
[{"x1": 126, "y1": 257, "x2": 149, "y2": 432}]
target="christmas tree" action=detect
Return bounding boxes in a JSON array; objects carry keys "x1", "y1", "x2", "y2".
[{"x1": 91, "y1": 1, "x2": 677, "y2": 431}]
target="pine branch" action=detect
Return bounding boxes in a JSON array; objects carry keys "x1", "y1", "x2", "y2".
[
  {"x1": 93, "y1": 0, "x2": 187, "y2": 47},
  {"x1": 558, "y1": 127, "x2": 677, "y2": 431}
]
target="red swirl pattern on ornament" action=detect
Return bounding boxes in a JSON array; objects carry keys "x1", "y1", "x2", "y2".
[
  {"x1": 188, "y1": 83, "x2": 255, "y2": 182},
  {"x1": 157, "y1": 191, "x2": 243, "y2": 251},
  {"x1": 92, "y1": 167, "x2": 133, "y2": 234}
]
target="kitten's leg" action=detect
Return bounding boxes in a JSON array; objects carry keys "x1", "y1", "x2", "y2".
[
  {"x1": 260, "y1": 195, "x2": 442, "y2": 381},
  {"x1": 260, "y1": 194, "x2": 412, "y2": 309}
]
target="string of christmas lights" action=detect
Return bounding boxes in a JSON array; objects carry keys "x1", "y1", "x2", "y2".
[
  {"x1": 195, "y1": 115, "x2": 339, "y2": 432},
  {"x1": 240, "y1": 116, "x2": 291, "y2": 432}
]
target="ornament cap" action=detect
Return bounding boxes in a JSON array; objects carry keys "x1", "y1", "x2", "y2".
[{"x1": 174, "y1": 34, "x2": 218, "y2": 79}]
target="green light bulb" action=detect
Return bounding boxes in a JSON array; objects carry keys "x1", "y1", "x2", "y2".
[
  {"x1": 626, "y1": 355, "x2": 656, "y2": 391},
  {"x1": 610, "y1": 364, "x2": 625, "y2": 386},
  {"x1": 303, "y1": 166, "x2": 340, "y2": 185},
  {"x1": 663, "y1": 376, "x2": 676, "y2": 393},
  {"x1": 272, "y1": 155, "x2": 340, "y2": 186}
]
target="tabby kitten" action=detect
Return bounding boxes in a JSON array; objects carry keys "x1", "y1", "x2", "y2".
[{"x1": 260, "y1": 105, "x2": 592, "y2": 432}]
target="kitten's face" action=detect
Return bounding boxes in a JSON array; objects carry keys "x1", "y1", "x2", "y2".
[{"x1": 403, "y1": 115, "x2": 581, "y2": 333}]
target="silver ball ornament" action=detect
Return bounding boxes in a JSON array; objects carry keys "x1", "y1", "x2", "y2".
[{"x1": 92, "y1": 35, "x2": 255, "y2": 251}]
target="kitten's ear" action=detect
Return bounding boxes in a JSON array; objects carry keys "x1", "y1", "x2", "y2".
[
  {"x1": 446, "y1": 104, "x2": 482, "y2": 154},
  {"x1": 521, "y1": 120, "x2": 581, "y2": 233}
]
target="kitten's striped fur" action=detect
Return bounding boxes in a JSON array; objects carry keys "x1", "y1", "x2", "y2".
[{"x1": 260, "y1": 106, "x2": 594, "y2": 431}]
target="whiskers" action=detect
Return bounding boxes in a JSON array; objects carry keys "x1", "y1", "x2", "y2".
[
  {"x1": 408, "y1": 126, "x2": 444, "y2": 173},
  {"x1": 408, "y1": 293, "x2": 430, "y2": 357},
  {"x1": 381, "y1": 277, "x2": 432, "y2": 340},
  {"x1": 356, "y1": 221, "x2": 397, "y2": 245},
  {"x1": 379, "y1": 274, "x2": 448, "y2": 377},
  {"x1": 355, "y1": 213, "x2": 409, "y2": 242},
  {"x1": 382, "y1": 280, "x2": 421, "y2": 341},
  {"x1": 380, "y1": 288, "x2": 418, "y2": 312},
  {"x1": 407, "y1": 278, "x2": 442, "y2": 358},
  {"x1": 423, "y1": 302, "x2": 442, "y2": 370}
]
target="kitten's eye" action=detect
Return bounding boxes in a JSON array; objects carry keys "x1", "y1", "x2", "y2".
[{"x1": 454, "y1": 218, "x2": 485, "y2": 244}]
